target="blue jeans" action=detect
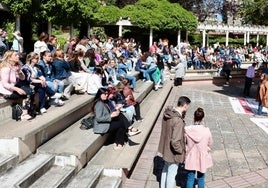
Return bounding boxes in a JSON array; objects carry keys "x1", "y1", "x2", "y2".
[
  {"x1": 186, "y1": 170, "x2": 205, "y2": 188},
  {"x1": 160, "y1": 161, "x2": 178, "y2": 188},
  {"x1": 125, "y1": 75, "x2": 136, "y2": 88},
  {"x1": 46, "y1": 81, "x2": 56, "y2": 92},
  {"x1": 257, "y1": 101, "x2": 263, "y2": 115}
]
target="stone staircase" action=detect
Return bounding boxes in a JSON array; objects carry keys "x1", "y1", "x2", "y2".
[
  {"x1": 0, "y1": 64, "x2": 252, "y2": 187},
  {"x1": 0, "y1": 69, "x2": 174, "y2": 187}
]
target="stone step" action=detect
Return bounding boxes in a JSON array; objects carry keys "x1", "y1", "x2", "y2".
[
  {"x1": 0, "y1": 154, "x2": 19, "y2": 175},
  {"x1": 0, "y1": 98, "x2": 13, "y2": 122},
  {"x1": 0, "y1": 94, "x2": 94, "y2": 162},
  {"x1": 89, "y1": 80, "x2": 173, "y2": 177},
  {"x1": 0, "y1": 153, "x2": 54, "y2": 187},
  {"x1": 66, "y1": 165, "x2": 104, "y2": 188},
  {"x1": 37, "y1": 80, "x2": 154, "y2": 170},
  {"x1": 95, "y1": 176, "x2": 122, "y2": 188},
  {"x1": 28, "y1": 165, "x2": 75, "y2": 188}
]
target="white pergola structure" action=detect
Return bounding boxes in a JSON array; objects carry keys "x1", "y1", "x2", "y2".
[
  {"x1": 197, "y1": 23, "x2": 268, "y2": 47},
  {"x1": 116, "y1": 19, "x2": 268, "y2": 48}
]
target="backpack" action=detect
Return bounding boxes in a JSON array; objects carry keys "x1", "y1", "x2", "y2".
[
  {"x1": 80, "y1": 115, "x2": 95, "y2": 130},
  {"x1": 12, "y1": 103, "x2": 23, "y2": 121}
]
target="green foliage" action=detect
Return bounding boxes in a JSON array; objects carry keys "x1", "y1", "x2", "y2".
[
  {"x1": 2, "y1": 0, "x2": 31, "y2": 15},
  {"x1": 239, "y1": 0, "x2": 268, "y2": 25},
  {"x1": 56, "y1": 37, "x2": 67, "y2": 49},
  {"x1": 90, "y1": 27, "x2": 107, "y2": 42},
  {"x1": 121, "y1": 0, "x2": 197, "y2": 31},
  {"x1": 2, "y1": 22, "x2": 15, "y2": 42},
  {"x1": 93, "y1": 5, "x2": 122, "y2": 24}
]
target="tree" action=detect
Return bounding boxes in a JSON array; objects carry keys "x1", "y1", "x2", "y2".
[
  {"x1": 238, "y1": 0, "x2": 268, "y2": 25},
  {"x1": 2, "y1": 0, "x2": 31, "y2": 15},
  {"x1": 121, "y1": 0, "x2": 197, "y2": 31},
  {"x1": 168, "y1": 0, "x2": 223, "y2": 22}
]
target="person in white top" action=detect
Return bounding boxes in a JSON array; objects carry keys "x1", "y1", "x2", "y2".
[{"x1": 34, "y1": 32, "x2": 49, "y2": 56}]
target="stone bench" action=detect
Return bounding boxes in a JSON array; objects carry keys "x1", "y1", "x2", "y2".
[
  {"x1": 87, "y1": 80, "x2": 173, "y2": 179},
  {"x1": 37, "y1": 80, "x2": 154, "y2": 171},
  {"x1": 0, "y1": 71, "x2": 141, "y2": 162}
]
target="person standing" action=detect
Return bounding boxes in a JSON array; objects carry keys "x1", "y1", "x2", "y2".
[
  {"x1": 255, "y1": 73, "x2": 268, "y2": 116},
  {"x1": 158, "y1": 96, "x2": 191, "y2": 188},
  {"x1": 172, "y1": 56, "x2": 185, "y2": 86},
  {"x1": 185, "y1": 107, "x2": 213, "y2": 188},
  {"x1": 243, "y1": 63, "x2": 256, "y2": 97},
  {"x1": 222, "y1": 56, "x2": 233, "y2": 85}
]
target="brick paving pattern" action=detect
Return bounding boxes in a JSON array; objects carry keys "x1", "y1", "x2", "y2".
[{"x1": 123, "y1": 80, "x2": 268, "y2": 188}]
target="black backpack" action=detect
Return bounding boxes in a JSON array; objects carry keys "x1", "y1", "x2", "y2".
[{"x1": 80, "y1": 115, "x2": 95, "y2": 130}]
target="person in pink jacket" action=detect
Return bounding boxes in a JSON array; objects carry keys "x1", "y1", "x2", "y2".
[{"x1": 185, "y1": 107, "x2": 213, "y2": 188}]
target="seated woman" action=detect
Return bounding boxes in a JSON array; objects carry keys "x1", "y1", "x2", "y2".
[
  {"x1": 68, "y1": 50, "x2": 91, "y2": 93},
  {"x1": 117, "y1": 56, "x2": 137, "y2": 91},
  {"x1": 23, "y1": 52, "x2": 58, "y2": 114},
  {"x1": 0, "y1": 50, "x2": 32, "y2": 120},
  {"x1": 107, "y1": 59, "x2": 121, "y2": 86},
  {"x1": 122, "y1": 78, "x2": 143, "y2": 122},
  {"x1": 86, "y1": 66, "x2": 104, "y2": 95},
  {"x1": 52, "y1": 49, "x2": 73, "y2": 99},
  {"x1": 107, "y1": 86, "x2": 141, "y2": 137},
  {"x1": 114, "y1": 82, "x2": 136, "y2": 123},
  {"x1": 93, "y1": 87, "x2": 128, "y2": 150}
]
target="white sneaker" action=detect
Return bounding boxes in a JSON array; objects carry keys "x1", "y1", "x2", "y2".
[
  {"x1": 40, "y1": 108, "x2": 47, "y2": 114},
  {"x1": 51, "y1": 98, "x2": 65, "y2": 106},
  {"x1": 51, "y1": 93, "x2": 62, "y2": 99},
  {"x1": 146, "y1": 80, "x2": 153, "y2": 83},
  {"x1": 62, "y1": 93, "x2": 71, "y2": 100}
]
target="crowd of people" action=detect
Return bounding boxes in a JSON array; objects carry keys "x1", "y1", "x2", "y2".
[{"x1": 0, "y1": 30, "x2": 167, "y2": 122}]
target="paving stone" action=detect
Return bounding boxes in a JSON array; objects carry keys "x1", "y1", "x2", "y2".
[{"x1": 123, "y1": 81, "x2": 268, "y2": 187}]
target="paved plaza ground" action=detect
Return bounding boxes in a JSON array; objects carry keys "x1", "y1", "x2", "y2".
[{"x1": 124, "y1": 79, "x2": 268, "y2": 188}]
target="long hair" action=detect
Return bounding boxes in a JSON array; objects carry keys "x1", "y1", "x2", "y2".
[
  {"x1": 0, "y1": 50, "x2": 17, "y2": 70},
  {"x1": 92, "y1": 87, "x2": 108, "y2": 112},
  {"x1": 26, "y1": 52, "x2": 39, "y2": 65},
  {"x1": 53, "y1": 49, "x2": 64, "y2": 60}
]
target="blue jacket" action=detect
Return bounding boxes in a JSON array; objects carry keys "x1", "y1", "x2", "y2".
[
  {"x1": 38, "y1": 60, "x2": 54, "y2": 82},
  {"x1": 52, "y1": 59, "x2": 71, "y2": 80},
  {"x1": 117, "y1": 63, "x2": 128, "y2": 76}
]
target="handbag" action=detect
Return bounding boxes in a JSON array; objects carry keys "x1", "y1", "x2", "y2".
[
  {"x1": 175, "y1": 163, "x2": 189, "y2": 188},
  {"x1": 80, "y1": 115, "x2": 95, "y2": 130},
  {"x1": 152, "y1": 155, "x2": 165, "y2": 182},
  {"x1": 12, "y1": 103, "x2": 23, "y2": 121}
]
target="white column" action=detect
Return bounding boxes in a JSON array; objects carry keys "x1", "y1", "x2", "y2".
[
  {"x1": 177, "y1": 30, "x2": 181, "y2": 47},
  {"x1": 256, "y1": 33, "x2": 259, "y2": 46},
  {"x1": 225, "y1": 31, "x2": 229, "y2": 47},
  {"x1": 247, "y1": 32, "x2": 250, "y2": 44},
  {"x1": 119, "y1": 25, "x2": 122, "y2": 37},
  {"x1": 149, "y1": 27, "x2": 153, "y2": 48},
  {"x1": 202, "y1": 30, "x2": 206, "y2": 48},
  {"x1": 244, "y1": 32, "x2": 247, "y2": 45},
  {"x1": 15, "y1": 15, "x2": 21, "y2": 31}
]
